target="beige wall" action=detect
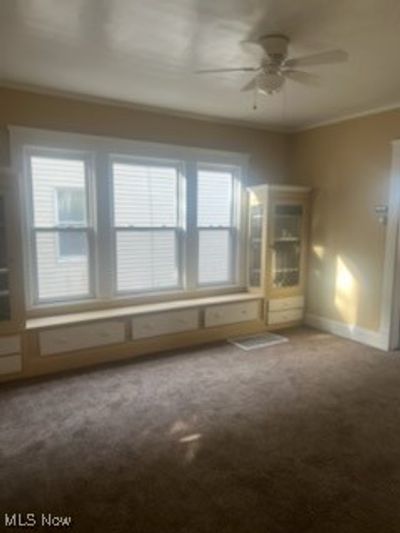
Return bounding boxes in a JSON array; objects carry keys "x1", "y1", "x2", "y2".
[
  {"x1": 2, "y1": 86, "x2": 399, "y2": 334},
  {"x1": 0, "y1": 87, "x2": 289, "y2": 186},
  {"x1": 290, "y1": 109, "x2": 400, "y2": 332}
]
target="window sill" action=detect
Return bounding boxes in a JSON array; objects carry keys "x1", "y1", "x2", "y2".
[
  {"x1": 27, "y1": 285, "x2": 246, "y2": 316},
  {"x1": 25, "y1": 292, "x2": 263, "y2": 330}
]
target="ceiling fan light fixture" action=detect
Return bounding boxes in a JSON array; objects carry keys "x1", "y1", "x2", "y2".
[
  {"x1": 258, "y1": 72, "x2": 285, "y2": 95},
  {"x1": 195, "y1": 33, "x2": 348, "y2": 101}
]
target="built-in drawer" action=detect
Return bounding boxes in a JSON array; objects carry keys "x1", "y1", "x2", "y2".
[
  {"x1": 205, "y1": 300, "x2": 260, "y2": 327},
  {"x1": 132, "y1": 309, "x2": 199, "y2": 340},
  {"x1": 39, "y1": 321, "x2": 125, "y2": 356},
  {"x1": 0, "y1": 354, "x2": 22, "y2": 375},
  {"x1": 267, "y1": 308, "x2": 303, "y2": 325},
  {"x1": 268, "y1": 296, "x2": 304, "y2": 312},
  {"x1": 0, "y1": 335, "x2": 21, "y2": 356}
]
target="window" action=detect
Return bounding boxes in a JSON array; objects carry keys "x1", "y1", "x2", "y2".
[
  {"x1": 112, "y1": 160, "x2": 181, "y2": 293},
  {"x1": 56, "y1": 188, "x2": 86, "y2": 259},
  {"x1": 56, "y1": 187, "x2": 86, "y2": 225},
  {"x1": 29, "y1": 155, "x2": 91, "y2": 302},
  {"x1": 16, "y1": 129, "x2": 246, "y2": 309},
  {"x1": 197, "y1": 166, "x2": 235, "y2": 285}
]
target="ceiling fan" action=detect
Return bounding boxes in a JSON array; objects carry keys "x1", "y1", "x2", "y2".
[{"x1": 195, "y1": 34, "x2": 348, "y2": 96}]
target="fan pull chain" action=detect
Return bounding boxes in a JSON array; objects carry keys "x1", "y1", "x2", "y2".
[
  {"x1": 281, "y1": 81, "x2": 287, "y2": 124},
  {"x1": 253, "y1": 86, "x2": 258, "y2": 110}
]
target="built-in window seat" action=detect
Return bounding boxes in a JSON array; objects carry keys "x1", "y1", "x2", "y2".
[
  {"x1": 26, "y1": 293, "x2": 263, "y2": 330},
  {"x1": 1, "y1": 293, "x2": 265, "y2": 380}
]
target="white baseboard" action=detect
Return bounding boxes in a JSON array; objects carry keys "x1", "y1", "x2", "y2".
[{"x1": 305, "y1": 313, "x2": 389, "y2": 351}]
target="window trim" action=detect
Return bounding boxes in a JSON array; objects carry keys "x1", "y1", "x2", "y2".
[{"x1": 10, "y1": 126, "x2": 249, "y2": 314}]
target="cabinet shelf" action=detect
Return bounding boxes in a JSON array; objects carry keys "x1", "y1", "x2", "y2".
[{"x1": 274, "y1": 238, "x2": 300, "y2": 243}]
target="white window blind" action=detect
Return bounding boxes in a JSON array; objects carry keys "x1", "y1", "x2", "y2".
[
  {"x1": 112, "y1": 161, "x2": 180, "y2": 293},
  {"x1": 29, "y1": 156, "x2": 91, "y2": 302},
  {"x1": 197, "y1": 167, "x2": 234, "y2": 285}
]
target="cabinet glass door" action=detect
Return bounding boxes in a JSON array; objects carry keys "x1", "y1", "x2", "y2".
[
  {"x1": 271, "y1": 204, "x2": 302, "y2": 288},
  {"x1": 248, "y1": 204, "x2": 263, "y2": 287},
  {"x1": 0, "y1": 195, "x2": 10, "y2": 321}
]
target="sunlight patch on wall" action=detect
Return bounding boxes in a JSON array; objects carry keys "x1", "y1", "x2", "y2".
[
  {"x1": 335, "y1": 256, "x2": 359, "y2": 325},
  {"x1": 248, "y1": 190, "x2": 259, "y2": 207},
  {"x1": 313, "y1": 245, "x2": 325, "y2": 259},
  {"x1": 311, "y1": 245, "x2": 325, "y2": 280}
]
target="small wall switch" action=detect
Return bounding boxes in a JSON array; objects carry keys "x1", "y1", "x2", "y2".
[{"x1": 375, "y1": 205, "x2": 388, "y2": 225}]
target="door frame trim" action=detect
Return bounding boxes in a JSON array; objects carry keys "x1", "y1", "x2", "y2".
[{"x1": 382, "y1": 139, "x2": 400, "y2": 349}]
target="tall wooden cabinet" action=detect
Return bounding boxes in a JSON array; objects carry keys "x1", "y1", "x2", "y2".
[
  {"x1": 0, "y1": 168, "x2": 24, "y2": 378},
  {"x1": 247, "y1": 185, "x2": 310, "y2": 327}
]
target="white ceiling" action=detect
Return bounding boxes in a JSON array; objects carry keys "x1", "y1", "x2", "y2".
[{"x1": 1, "y1": 0, "x2": 400, "y2": 130}]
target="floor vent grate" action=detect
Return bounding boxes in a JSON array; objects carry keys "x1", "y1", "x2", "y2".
[{"x1": 228, "y1": 332, "x2": 288, "y2": 351}]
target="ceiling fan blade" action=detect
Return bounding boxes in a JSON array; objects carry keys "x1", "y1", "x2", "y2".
[
  {"x1": 241, "y1": 77, "x2": 258, "y2": 92},
  {"x1": 239, "y1": 39, "x2": 262, "y2": 49},
  {"x1": 285, "y1": 49, "x2": 348, "y2": 68},
  {"x1": 283, "y1": 69, "x2": 320, "y2": 86},
  {"x1": 195, "y1": 67, "x2": 259, "y2": 74}
]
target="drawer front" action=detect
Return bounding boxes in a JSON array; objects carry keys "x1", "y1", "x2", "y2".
[
  {"x1": 40, "y1": 321, "x2": 125, "y2": 356},
  {"x1": 205, "y1": 301, "x2": 260, "y2": 327},
  {"x1": 0, "y1": 354, "x2": 22, "y2": 375},
  {"x1": 269, "y1": 296, "x2": 304, "y2": 312},
  {"x1": 0, "y1": 335, "x2": 21, "y2": 356},
  {"x1": 132, "y1": 309, "x2": 199, "y2": 339},
  {"x1": 267, "y1": 308, "x2": 303, "y2": 325}
]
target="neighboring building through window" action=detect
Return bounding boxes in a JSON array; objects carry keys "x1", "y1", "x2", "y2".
[{"x1": 56, "y1": 187, "x2": 86, "y2": 260}]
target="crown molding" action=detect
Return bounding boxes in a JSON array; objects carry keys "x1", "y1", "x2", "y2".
[
  {"x1": 0, "y1": 79, "x2": 291, "y2": 134},
  {"x1": 294, "y1": 101, "x2": 400, "y2": 132},
  {"x1": 2, "y1": 79, "x2": 400, "y2": 135}
]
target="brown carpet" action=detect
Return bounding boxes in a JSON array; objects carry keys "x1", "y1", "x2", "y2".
[{"x1": 1, "y1": 327, "x2": 400, "y2": 532}]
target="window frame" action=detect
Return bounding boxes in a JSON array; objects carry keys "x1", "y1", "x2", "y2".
[
  {"x1": 24, "y1": 147, "x2": 96, "y2": 305},
  {"x1": 195, "y1": 163, "x2": 241, "y2": 288},
  {"x1": 10, "y1": 127, "x2": 248, "y2": 315},
  {"x1": 109, "y1": 154, "x2": 185, "y2": 296}
]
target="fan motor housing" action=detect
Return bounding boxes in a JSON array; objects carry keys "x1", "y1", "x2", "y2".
[{"x1": 259, "y1": 34, "x2": 289, "y2": 63}]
